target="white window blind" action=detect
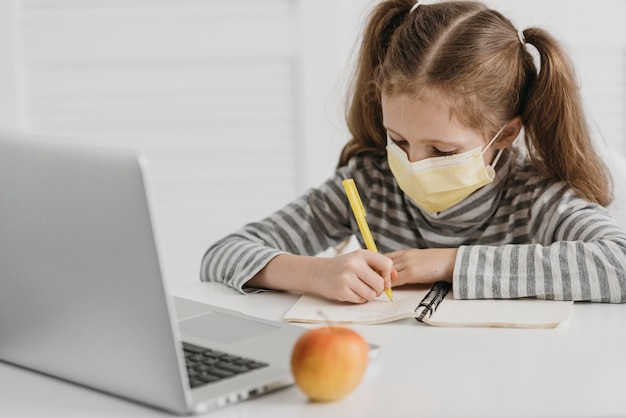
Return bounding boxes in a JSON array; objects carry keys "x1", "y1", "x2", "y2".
[{"x1": 13, "y1": 0, "x2": 301, "y2": 283}]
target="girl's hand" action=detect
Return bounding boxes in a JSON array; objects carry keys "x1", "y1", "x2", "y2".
[
  {"x1": 247, "y1": 250, "x2": 394, "y2": 304},
  {"x1": 311, "y1": 249, "x2": 394, "y2": 304},
  {"x1": 385, "y1": 248, "x2": 457, "y2": 286}
]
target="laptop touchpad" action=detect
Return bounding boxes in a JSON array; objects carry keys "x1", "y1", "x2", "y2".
[{"x1": 179, "y1": 311, "x2": 279, "y2": 343}]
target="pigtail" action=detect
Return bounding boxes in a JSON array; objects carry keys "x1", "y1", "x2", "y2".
[
  {"x1": 522, "y1": 28, "x2": 612, "y2": 206},
  {"x1": 338, "y1": 0, "x2": 412, "y2": 168}
]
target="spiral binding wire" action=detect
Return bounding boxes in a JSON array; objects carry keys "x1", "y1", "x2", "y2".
[{"x1": 415, "y1": 282, "x2": 451, "y2": 321}]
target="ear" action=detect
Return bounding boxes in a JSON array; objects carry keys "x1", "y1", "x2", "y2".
[{"x1": 494, "y1": 116, "x2": 523, "y2": 149}]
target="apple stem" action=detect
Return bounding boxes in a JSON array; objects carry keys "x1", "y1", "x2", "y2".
[{"x1": 316, "y1": 309, "x2": 337, "y2": 329}]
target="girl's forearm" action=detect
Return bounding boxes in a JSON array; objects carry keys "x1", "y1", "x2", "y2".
[{"x1": 246, "y1": 253, "x2": 319, "y2": 294}]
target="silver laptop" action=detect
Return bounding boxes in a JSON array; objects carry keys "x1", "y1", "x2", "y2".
[{"x1": 0, "y1": 130, "x2": 307, "y2": 415}]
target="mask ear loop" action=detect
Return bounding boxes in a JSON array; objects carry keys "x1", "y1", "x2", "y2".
[
  {"x1": 480, "y1": 124, "x2": 508, "y2": 168},
  {"x1": 490, "y1": 149, "x2": 505, "y2": 168}
]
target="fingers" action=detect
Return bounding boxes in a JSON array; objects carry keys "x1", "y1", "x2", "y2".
[
  {"x1": 327, "y1": 250, "x2": 394, "y2": 303},
  {"x1": 360, "y1": 249, "x2": 394, "y2": 281},
  {"x1": 352, "y1": 249, "x2": 394, "y2": 297},
  {"x1": 344, "y1": 281, "x2": 377, "y2": 304},
  {"x1": 328, "y1": 276, "x2": 376, "y2": 304},
  {"x1": 384, "y1": 248, "x2": 457, "y2": 285},
  {"x1": 385, "y1": 250, "x2": 414, "y2": 286}
]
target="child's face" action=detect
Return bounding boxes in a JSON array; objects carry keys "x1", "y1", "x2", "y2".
[{"x1": 381, "y1": 93, "x2": 497, "y2": 164}]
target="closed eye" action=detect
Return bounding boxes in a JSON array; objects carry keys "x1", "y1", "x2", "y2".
[
  {"x1": 432, "y1": 147, "x2": 456, "y2": 157},
  {"x1": 389, "y1": 137, "x2": 409, "y2": 150}
]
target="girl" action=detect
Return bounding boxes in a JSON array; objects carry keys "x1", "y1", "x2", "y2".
[{"x1": 201, "y1": 0, "x2": 626, "y2": 303}]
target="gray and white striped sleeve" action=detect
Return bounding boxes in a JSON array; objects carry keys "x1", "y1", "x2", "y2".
[
  {"x1": 453, "y1": 192, "x2": 626, "y2": 303},
  {"x1": 200, "y1": 170, "x2": 354, "y2": 293}
]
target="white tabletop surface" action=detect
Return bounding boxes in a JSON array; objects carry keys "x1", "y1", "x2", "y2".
[{"x1": 2, "y1": 281, "x2": 625, "y2": 418}]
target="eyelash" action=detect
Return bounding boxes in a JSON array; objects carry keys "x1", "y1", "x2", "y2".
[
  {"x1": 390, "y1": 137, "x2": 456, "y2": 157},
  {"x1": 392, "y1": 139, "x2": 408, "y2": 147},
  {"x1": 432, "y1": 148, "x2": 455, "y2": 157}
]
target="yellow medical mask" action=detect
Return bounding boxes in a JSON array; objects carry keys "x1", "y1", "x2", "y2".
[{"x1": 386, "y1": 127, "x2": 505, "y2": 214}]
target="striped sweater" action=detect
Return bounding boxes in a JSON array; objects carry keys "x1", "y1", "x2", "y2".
[{"x1": 201, "y1": 146, "x2": 626, "y2": 303}]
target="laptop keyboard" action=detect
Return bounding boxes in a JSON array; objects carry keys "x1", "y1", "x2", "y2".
[{"x1": 183, "y1": 342, "x2": 269, "y2": 389}]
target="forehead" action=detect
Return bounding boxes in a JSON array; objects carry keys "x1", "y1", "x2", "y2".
[
  {"x1": 381, "y1": 93, "x2": 476, "y2": 141},
  {"x1": 382, "y1": 93, "x2": 450, "y2": 123}
]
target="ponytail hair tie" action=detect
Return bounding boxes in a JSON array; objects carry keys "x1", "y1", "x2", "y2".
[
  {"x1": 517, "y1": 29, "x2": 526, "y2": 46},
  {"x1": 410, "y1": 1, "x2": 421, "y2": 14}
]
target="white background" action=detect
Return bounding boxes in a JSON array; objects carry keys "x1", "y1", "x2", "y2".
[{"x1": 0, "y1": 0, "x2": 624, "y2": 284}]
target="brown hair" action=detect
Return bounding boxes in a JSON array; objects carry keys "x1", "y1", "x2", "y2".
[{"x1": 339, "y1": 0, "x2": 612, "y2": 206}]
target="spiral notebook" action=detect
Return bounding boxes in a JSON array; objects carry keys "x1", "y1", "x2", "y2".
[{"x1": 283, "y1": 283, "x2": 574, "y2": 329}]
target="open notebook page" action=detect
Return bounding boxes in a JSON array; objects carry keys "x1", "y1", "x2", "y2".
[
  {"x1": 283, "y1": 284, "x2": 574, "y2": 328},
  {"x1": 284, "y1": 286, "x2": 436, "y2": 325}
]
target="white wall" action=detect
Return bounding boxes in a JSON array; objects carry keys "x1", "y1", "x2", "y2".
[{"x1": 0, "y1": 0, "x2": 624, "y2": 283}]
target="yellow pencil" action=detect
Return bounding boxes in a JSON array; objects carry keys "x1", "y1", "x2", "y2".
[{"x1": 342, "y1": 178, "x2": 394, "y2": 302}]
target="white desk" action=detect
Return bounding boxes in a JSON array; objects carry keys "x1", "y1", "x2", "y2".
[{"x1": 2, "y1": 282, "x2": 625, "y2": 418}]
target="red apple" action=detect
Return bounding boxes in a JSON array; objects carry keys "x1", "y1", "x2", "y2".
[{"x1": 290, "y1": 326, "x2": 369, "y2": 402}]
